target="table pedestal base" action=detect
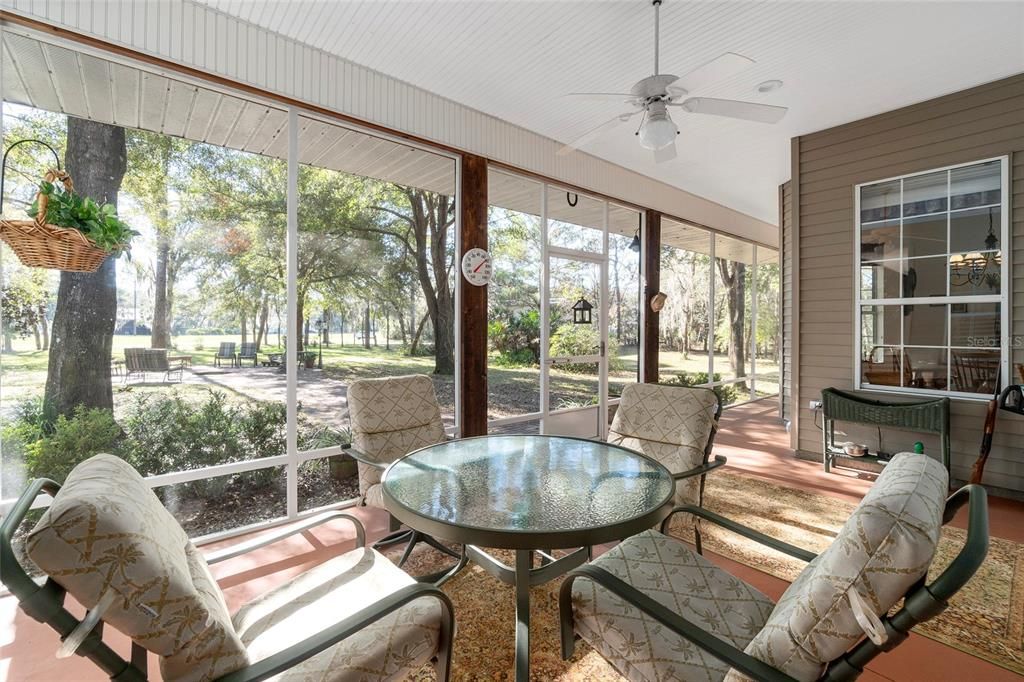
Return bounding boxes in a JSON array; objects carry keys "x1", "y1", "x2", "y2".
[{"x1": 466, "y1": 546, "x2": 588, "y2": 682}]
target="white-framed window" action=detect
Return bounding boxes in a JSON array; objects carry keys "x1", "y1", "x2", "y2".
[{"x1": 855, "y1": 157, "x2": 1009, "y2": 399}]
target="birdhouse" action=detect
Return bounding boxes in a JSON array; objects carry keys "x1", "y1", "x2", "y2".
[{"x1": 572, "y1": 297, "x2": 593, "y2": 325}]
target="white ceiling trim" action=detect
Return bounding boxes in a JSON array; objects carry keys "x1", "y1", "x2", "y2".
[{"x1": 0, "y1": 0, "x2": 779, "y2": 246}]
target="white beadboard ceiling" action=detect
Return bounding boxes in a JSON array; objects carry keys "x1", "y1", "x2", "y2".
[
  {"x1": 196, "y1": 0, "x2": 1024, "y2": 224},
  {"x1": 1, "y1": 30, "x2": 459, "y2": 196},
  {"x1": 2, "y1": 30, "x2": 656, "y2": 237}
]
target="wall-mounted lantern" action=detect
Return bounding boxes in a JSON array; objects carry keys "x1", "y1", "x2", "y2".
[{"x1": 572, "y1": 297, "x2": 593, "y2": 325}]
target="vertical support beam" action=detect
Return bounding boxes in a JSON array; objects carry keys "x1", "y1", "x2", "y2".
[
  {"x1": 778, "y1": 183, "x2": 785, "y2": 418},
  {"x1": 642, "y1": 209, "x2": 661, "y2": 383},
  {"x1": 789, "y1": 136, "x2": 801, "y2": 452},
  {"x1": 539, "y1": 184, "x2": 549, "y2": 431},
  {"x1": 460, "y1": 153, "x2": 488, "y2": 436},
  {"x1": 285, "y1": 108, "x2": 298, "y2": 518}
]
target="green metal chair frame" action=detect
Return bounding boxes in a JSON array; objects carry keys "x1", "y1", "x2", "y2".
[
  {"x1": 214, "y1": 341, "x2": 237, "y2": 368},
  {"x1": 1, "y1": 478, "x2": 455, "y2": 682},
  {"x1": 559, "y1": 484, "x2": 988, "y2": 682},
  {"x1": 236, "y1": 342, "x2": 259, "y2": 368}
]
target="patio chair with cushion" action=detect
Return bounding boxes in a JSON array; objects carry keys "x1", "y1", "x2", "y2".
[
  {"x1": 345, "y1": 374, "x2": 462, "y2": 573},
  {"x1": 124, "y1": 348, "x2": 185, "y2": 383},
  {"x1": 607, "y1": 383, "x2": 724, "y2": 547},
  {"x1": 559, "y1": 452, "x2": 988, "y2": 682},
  {"x1": 0, "y1": 454, "x2": 455, "y2": 682},
  {"x1": 214, "y1": 341, "x2": 237, "y2": 368},
  {"x1": 236, "y1": 342, "x2": 259, "y2": 368}
]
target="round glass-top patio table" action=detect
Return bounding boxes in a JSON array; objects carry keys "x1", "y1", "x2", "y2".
[
  {"x1": 382, "y1": 435, "x2": 674, "y2": 681},
  {"x1": 381, "y1": 434, "x2": 676, "y2": 550}
]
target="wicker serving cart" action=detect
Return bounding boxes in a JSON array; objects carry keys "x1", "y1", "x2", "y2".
[{"x1": 821, "y1": 387, "x2": 950, "y2": 476}]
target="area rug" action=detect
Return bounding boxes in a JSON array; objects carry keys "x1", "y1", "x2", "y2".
[{"x1": 386, "y1": 470, "x2": 1024, "y2": 679}]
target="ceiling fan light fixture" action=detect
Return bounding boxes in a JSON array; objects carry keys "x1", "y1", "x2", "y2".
[
  {"x1": 756, "y1": 79, "x2": 783, "y2": 93},
  {"x1": 638, "y1": 109, "x2": 677, "y2": 150}
]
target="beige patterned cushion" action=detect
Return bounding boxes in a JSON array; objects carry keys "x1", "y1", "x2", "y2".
[
  {"x1": 234, "y1": 547, "x2": 444, "y2": 681},
  {"x1": 572, "y1": 529, "x2": 775, "y2": 681},
  {"x1": 348, "y1": 375, "x2": 445, "y2": 508},
  {"x1": 608, "y1": 383, "x2": 719, "y2": 506},
  {"x1": 25, "y1": 454, "x2": 248, "y2": 681},
  {"x1": 733, "y1": 453, "x2": 948, "y2": 681}
]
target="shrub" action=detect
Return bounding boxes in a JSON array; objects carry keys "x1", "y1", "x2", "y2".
[
  {"x1": 21, "y1": 406, "x2": 124, "y2": 484},
  {"x1": 660, "y1": 371, "x2": 739, "y2": 407},
  {"x1": 549, "y1": 324, "x2": 599, "y2": 373},
  {"x1": 488, "y1": 310, "x2": 540, "y2": 366},
  {"x1": 549, "y1": 323, "x2": 625, "y2": 373},
  {"x1": 120, "y1": 390, "x2": 290, "y2": 497},
  {"x1": 4, "y1": 391, "x2": 349, "y2": 504}
]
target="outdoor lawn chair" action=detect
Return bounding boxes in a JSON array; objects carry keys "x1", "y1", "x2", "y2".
[
  {"x1": 0, "y1": 454, "x2": 455, "y2": 682},
  {"x1": 236, "y1": 342, "x2": 259, "y2": 367},
  {"x1": 345, "y1": 374, "x2": 462, "y2": 576},
  {"x1": 124, "y1": 348, "x2": 185, "y2": 383},
  {"x1": 560, "y1": 453, "x2": 989, "y2": 682},
  {"x1": 214, "y1": 341, "x2": 237, "y2": 368},
  {"x1": 607, "y1": 383, "x2": 724, "y2": 547}
]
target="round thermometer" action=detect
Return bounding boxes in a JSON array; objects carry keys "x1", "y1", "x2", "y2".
[{"x1": 461, "y1": 247, "x2": 493, "y2": 286}]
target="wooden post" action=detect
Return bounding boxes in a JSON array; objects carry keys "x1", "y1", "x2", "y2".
[
  {"x1": 643, "y1": 209, "x2": 661, "y2": 383},
  {"x1": 460, "y1": 154, "x2": 488, "y2": 436}
]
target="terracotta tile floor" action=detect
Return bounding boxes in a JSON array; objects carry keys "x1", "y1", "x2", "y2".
[{"x1": 2, "y1": 399, "x2": 1022, "y2": 681}]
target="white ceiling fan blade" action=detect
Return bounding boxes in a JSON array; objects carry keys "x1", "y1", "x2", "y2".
[
  {"x1": 562, "y1": 92, "x2": 638, "y2": 102},
  {"x1": 678, "y1": 97, "x2": 787, "y2": 123},
  {"x1": 557, "y1": 112, "x2": 638, "y2": 156},
  {"x1": 653, "y1": 140, "x2": 677, "y2": 164},
  {"x1": 673, "y1": 52, "x2": 754, "y2": 93}
]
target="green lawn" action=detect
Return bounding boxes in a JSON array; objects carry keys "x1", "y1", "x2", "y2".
[{"x1": 0, "y1": 336, "x2": 779, "y2": 420}]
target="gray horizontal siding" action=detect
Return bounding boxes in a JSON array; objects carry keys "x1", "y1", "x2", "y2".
[{"x1": 795, "y1": 72, "x2": 1024, "y2": 494}]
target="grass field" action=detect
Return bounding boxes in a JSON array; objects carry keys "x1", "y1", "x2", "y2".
[{"x1": 0, "y1": 335, "x2": 779, "y2": 418}]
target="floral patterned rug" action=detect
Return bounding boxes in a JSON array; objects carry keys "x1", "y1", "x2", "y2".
[{"x1": 387, "y1": 470, "x2": 1023, "y2": 679}]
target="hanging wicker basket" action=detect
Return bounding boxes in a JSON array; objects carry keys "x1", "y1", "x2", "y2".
[{"x1": 0, "y1": 169, "x2": 112, "y2": 273}]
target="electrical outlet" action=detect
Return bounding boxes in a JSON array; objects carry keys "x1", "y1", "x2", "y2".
[{"x1": 808, "y1": 399, "x2": 822, "y2": 410}]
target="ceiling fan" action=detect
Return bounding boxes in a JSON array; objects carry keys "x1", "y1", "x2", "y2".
[{"x1": 557, "y1": 0, "x2": 788, "y2": 163}]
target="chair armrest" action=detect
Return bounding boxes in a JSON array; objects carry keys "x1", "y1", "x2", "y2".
[
  {"x1": 661, "y1": 505, "x2": 817, "y2": 563},
  {"x1": 559, "y1": 565, "x2": 799, "y2": 682},
  {"x1": 341, "y1": 443, "x2": 390, "y2": 470},
  {"x1": 215, "y1": 582, "x2": 454, "y2": 682},
  {"x1": 1, "y1": 478, "x2": 61, "y2": 601},
  {"x1": 673, "y1": 455, "x2": 727, "y2": 481},
  {"x1": 205, "y1": 511, "x2": 365, "y2": 564}
]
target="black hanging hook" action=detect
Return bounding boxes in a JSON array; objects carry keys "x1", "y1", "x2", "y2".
[
  {"x1": 566, "y1": 192, "x2": 578, "y2": 207},
  {"x1": 0, "y1": 138, "x2": 63, "y2": 215}
]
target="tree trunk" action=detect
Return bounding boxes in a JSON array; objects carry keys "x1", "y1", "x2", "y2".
[
  {"x1": 410, "y1": 312, "x2": 428, "y2": 355},
  {"x1": 256, "y1": 296, "x2": 269, "y2": 349},
  {"x1": 151, "y1": 235, "x2": 170, "y2": 348},
  {"x1": 363, "y1": 304, "x2": 371, "y2": 349},
  {"x1": 322, "y1": 309, "x2": 331, "y2": 346},
  {"x1": 32, "y1": 316, "x2": 42, "y2": 350},
  {"x1": 405, "y1": 190, "x2": 455, "y2": 374},
  {"x1": 38, "y1": 303, "x2": 49, "y2": 350},
  {"x1": 295, "y1": 289, "x2": 306, "y2": 351},
  {"x1": 716, "y1": 259, "x2": 747, "y2": 390},
  {"x1": 240, "y1": 311, "x2": 248, "y2": 345},
  {"x1": 44, "y1": 118, "x2": 126, "y2": 420}
]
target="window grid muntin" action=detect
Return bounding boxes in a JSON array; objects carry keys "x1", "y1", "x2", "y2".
[{"x1": 855, "y1": 157, "x2": 1007, "y2": 398}]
